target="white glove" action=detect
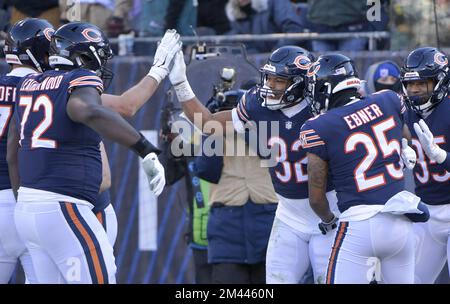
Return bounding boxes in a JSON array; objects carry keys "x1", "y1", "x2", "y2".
[
  {"x1": 401, "y1": 138, "x2": 417, "y2": 170},
  {"x1": 148, "y1": 29, "x2": 182, "y2": 84},
  {"x1": 413, "y1": 119, "x2": 447, "y2": 164},
  {"x1": 142, "y1": 152, "x2": 166, "y2": 196},
  {"x1": 169, "y1": 50, "x2": 195, "y2": 102}
]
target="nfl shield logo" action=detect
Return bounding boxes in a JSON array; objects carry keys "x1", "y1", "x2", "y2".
[{"x1": 285, "y1": 121, "x2": 292, "y2": 129}]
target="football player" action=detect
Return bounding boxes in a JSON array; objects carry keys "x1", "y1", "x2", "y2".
[
  {"x1": 7, "y1": 22, "x2": 169, "y2": 283},
  {"x1": 167, "y1": 46, "x2": 339, "y2": 283},
  {"x1": 0, "y1": 18, "x2": 53, "y2": 284},
  {"x1": 400, "y1": 47, "x2": 450, "y2": 283},
  {"x1": 6, "y1": 24, "x2": 180, "y2": 253},
  {"x1": 301, "y1": 54, "x2": 427, "y2": 284}
]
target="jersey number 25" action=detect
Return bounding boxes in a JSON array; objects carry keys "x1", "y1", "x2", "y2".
[{"x1": 345, "y1": 116, "x2": 403, "y2": 192}]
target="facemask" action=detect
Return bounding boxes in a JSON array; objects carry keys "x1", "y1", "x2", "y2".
[{"x1": 260, "y1": 84, "x2": 284, "y2": 110}]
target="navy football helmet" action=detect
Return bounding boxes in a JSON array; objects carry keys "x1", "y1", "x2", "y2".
[
  {"x1": 4, "y1": 18, "x2": 55, "y2": 72},
  {"x1": 257, "y1": 46, "x2": 314, "y2": 110},
  {"x1": 306, "y1": 54, "x2": 361, "y2": 115},
  {"x1": 49, "y1": 22, "x2": 114, "y2": 83},
  {"x1": 400, "y1": 47, "x2": 450, "y2": 115}
]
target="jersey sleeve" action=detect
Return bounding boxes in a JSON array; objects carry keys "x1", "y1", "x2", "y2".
[
  {"x1": 235, "y1": 90, "x2": 253, "y2": 124},
  {"x1": 231, "y1": 89, "x2": 257, "y2": 133},
  {"x1": 67, "y1": 69, "x2": 104, "y2": 94},
  {"x1": 300, "y1": 119, "x2": 329, "y2": 161}
]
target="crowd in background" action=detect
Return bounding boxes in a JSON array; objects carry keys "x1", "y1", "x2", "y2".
[{"x1": 0, "y1": 0, "x2": 449, "y2": 54}]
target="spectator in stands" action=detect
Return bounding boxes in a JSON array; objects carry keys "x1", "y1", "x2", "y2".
[
  {"x1": 165, "y1": 0, "x2": 197, "y2": 36},
  {"x1": 306, "y1": 0, "x2": 389, "y2": 51},
  {"x1": 363, "y1": 60, "x2": 401, "y2": 95},
  {"x1": 0, "y1": 1, "x2": 10, "y2": 33},
  {"x1": 8, "y1": 0, "x2": 59, "y2": 27},
  {"x1": 197, "y1": 0, "x2": 230, "y2": 35},
  {"x1": 225, "y1": 0, "x2": 305, "y2": 53},
  {"x1": 59, "y1": 0, "x2": 113, "y2": 30},
  {"x1": 391, "y1": 0, "x2": 450, "y2": 49},
  {"x1": 106, "y1": 0, "x2": 133, "y2": 37}
]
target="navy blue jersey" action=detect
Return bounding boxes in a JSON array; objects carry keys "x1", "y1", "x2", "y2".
[
  {"x1": 92, "y1": 190, "x2": 111, "y2": 213},
  {"x1": 235, "y1": 87, "x2": 334, "y2": 199},
  {"x1": 0, "y1": 75, "x2": 21, "y2": 190},
  {"x1": 14, "y1": 68, "x2": 104, "y2": 204},
  {"x1": 301, "y1": 90, "x2": 406, "y2": 212},
  {"x1": 405, "y1": 97, "x2": 450, "y2": 205}
]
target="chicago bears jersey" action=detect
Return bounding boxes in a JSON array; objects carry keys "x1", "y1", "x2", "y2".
[
  {"x1": 14, "y1": 68, "x2": 104, "y2": 204},
  {"x1": 235, "y1": 87, "x2": 334, "y2": 199},
  {"x1": 404, "y1": 97, "x2": 450, "y2": 205},
  {"x1": 0, "y1": 75, "x2": 21, "y2": 190},
  {"x1": 301, "y1": 90, "x2": 406, "y2": 212}
]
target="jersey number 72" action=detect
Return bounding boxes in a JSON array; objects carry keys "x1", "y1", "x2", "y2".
[{"x1": 18, "y1": 95, "x2": 56, "y2": 149}]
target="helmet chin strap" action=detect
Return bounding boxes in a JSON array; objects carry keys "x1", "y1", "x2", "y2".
[{"x1": 25, "y1": 49, "x2": 43, "y2": 72}]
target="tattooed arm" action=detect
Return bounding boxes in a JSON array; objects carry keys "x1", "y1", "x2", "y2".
[{"x1": 307, "y1": 152, "x2": 334, "y2": 222}]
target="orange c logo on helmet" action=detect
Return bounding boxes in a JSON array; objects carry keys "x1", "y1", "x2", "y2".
[
  {"x1": 81, "y1": 28, "x2": 102, "y2": 43},
  {"x1": 434, "y1": 52, "x2": 448, "y2": 66},
  {"x1": 307, "y1": 63, "x2": 320, "y2": 77},
  {"x1": 293, "y1": 55, "x2": 312, "y2": 70},
  {"x1": 43, "y1": 28, "x2": 55, "y2": 41}
]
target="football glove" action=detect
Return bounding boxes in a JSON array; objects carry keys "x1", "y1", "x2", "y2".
[
  {"x1": 142, "y1": 152, "x2": 166, "y2": 196},
  {"x1": 318, "y1": 215, "x2": 338, "y2": 235},
  {"x1": 148, "y1": 29, "x2": 182, "y2": 84},
  {"x1": 401, "y1": 138, "x2": 417, "y2": 170},
  {"x1": 413, "y1": 119, "x2": 447, "y2": 164},
  {"x1": 169, "y1": 50, "x2": 195, "y2": 102}
]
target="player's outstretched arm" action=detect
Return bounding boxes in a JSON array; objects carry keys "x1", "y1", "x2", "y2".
[
  {"x1": 6, "y1": 118, "x2": 20, "y2": 199},
  {"x1": 307, "y1": 152, "x2": 338, "y2": 234},
  {"x1": 67, "y1": 86, "x2": 166, "y2": 196},
  {"x1": 169, "y1": 50, "x2": 232, "y2": 133},
  {"x1": 101, "y1": 29, "x2": 182, "y2": 117}
]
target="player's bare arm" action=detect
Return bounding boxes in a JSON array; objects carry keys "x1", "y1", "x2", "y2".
[
  {"x1": 101, "y1": 76, "x2": 158, "y2": 117},
  {"x1": 181, "y1": 98, "x2": 232, "y2": 132},
  {"x1": 6, "y1": 118, "x2": 20, "y2": 199},
  {"x1": 307, "y1": 152, "x2": 334, "y2": 223},
  {"x1": 168, "y1": 50, "x2": 233, "y2": 132},
  {"x1": 99, "y1": 141, "x2": 111, "y2": 192},
  {"x1": 101, "y1": 29, "x2": 181, "y2": 117}
]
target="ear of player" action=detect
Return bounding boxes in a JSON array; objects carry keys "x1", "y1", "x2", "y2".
[
  {"x1": 147, "y1": 29, "x2": 182, "y2": 84},
  {"x1": 414, "y1": 119, "x2": 447, "y2": 164}
]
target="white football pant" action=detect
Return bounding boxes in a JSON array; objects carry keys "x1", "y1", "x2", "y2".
[
  {"x1": 266, "y1": 191, "x2": 338, "y2": 284},
  {"x1": 15, "y1": 200, "x2": 116, "y2": 284},
  {"x1": 94, "y1": 203, "x2": 118, "y2": 247},
  {"x1": 326, "y1": 213, "x2": 415, "y2": 284},
  {"x1": 0, "y1": 189, "x2": 37, "y2": 283},
  {"x1": 413, "y1": 204, "x2": 450, "y2": 284}
]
